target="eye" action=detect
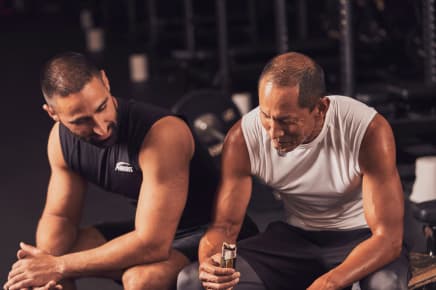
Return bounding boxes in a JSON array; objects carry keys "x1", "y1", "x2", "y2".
[
  {"x1": 97, "y1": 102, "x2": 107, "y2": 112},
  {"x1": 71, "y1": 117, "x2": 92, "y2": 126}
]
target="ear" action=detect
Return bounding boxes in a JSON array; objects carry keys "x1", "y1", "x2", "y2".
[
  {"x1": 42, "y1": 103, "x2": 59, "y2": 122},
  {"x1": 317, "y1": 97, "x2": 330, "y2": 117},
  {"x1": 100, "y1": 69, "x2": 110, "y2": 92}
]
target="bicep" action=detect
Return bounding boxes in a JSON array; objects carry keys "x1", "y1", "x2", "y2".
[
  {"x1": 212, "y1": 121, "x2": 252, "y2": 228},
  {"x1": 134, "y1": 117, "x2": 194, "y2": 249},
  {"x1": 42, "y1": 124, "x2": 86, "y2": 225},
  {"x1": 359, "y1": 114, "x2": 404, "y2": 235}
]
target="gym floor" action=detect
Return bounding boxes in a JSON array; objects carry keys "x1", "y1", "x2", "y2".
[{"x1": 0, "y1": 4, "x2": 427, "y2": 289}]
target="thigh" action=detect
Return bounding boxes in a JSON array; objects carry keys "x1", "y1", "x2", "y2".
[
  {"x1": 123, "y1": 249, "x2": 190, "y2": 290},
  {"x1": 359, "y1": 247, "x2": 411, "y2": 290},
  {"x1": 177, "y1": 256, "x2": 266, "y2": 290},
  {"x1": 238, "y1": 222, "x2": 324, "y2": 290},
  {"x1": 71, "y1": 226, "x2": 123, "y2": 280}
]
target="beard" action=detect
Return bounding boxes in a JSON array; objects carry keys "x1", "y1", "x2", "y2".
[{"x1": 83, "y1": 122, "x2": 119, "y2": 148}]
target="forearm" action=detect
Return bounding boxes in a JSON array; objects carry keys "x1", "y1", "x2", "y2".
[
  {"x1": 58, "y1": 230, "x2": 168, "y2": 278},
  {"x1": 324, "y1": 234, "x2": 402, "y2": 288},
  {"x1": 36, "y1": 215, "x2": 78, "y2": 255}
]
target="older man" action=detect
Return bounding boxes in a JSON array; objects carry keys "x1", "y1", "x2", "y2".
[{"x1": 178, "y1": 51, "x2": 409, "y2": 290}]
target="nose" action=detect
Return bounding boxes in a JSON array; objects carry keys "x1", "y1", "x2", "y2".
[
  {"x1": 92, "y1": 116, "x2": 109, "y2": 137},
  {"x1": 269, "y1": 119, "x2": 284, "y2": 139}
]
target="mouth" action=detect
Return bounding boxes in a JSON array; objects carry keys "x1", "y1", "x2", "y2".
[
  {"x1": 88, "y1": 124, "x2": 118, "y2": 147},
  {"x1": 273, "y1": 140, "x2": 298, "y2": 152}
]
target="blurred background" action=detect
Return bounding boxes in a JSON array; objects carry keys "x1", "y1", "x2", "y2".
[{"x1": 1, "y1": 0, "x2": 435, "y2": 288}]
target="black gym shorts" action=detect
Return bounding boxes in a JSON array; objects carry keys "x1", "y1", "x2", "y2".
[{"x1": 95, "y1": 220, "x2": 208, "y2": 262}]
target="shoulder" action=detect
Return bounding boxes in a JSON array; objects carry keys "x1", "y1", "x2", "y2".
[
  {"x1": 222, "y1": 120, "x2": 251, "y2": 175},
  {"x1": 140, "y1": 116, "x2": 195, "y2": 159},
  {"x1": 47, "y1": 122, "x2": 67, "y2": 168},
  {"x1": 359, "y1": 113, "x2": 396, "y2": 172},
  {"x1": 362, "y1": 113, "x2": 393, "y2": 145},
  {"x1": 225, "y1": 120, "x2": 246, "y2": 148}
]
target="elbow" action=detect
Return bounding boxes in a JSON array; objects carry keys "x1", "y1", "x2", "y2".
[
  {"x1": 136, "y1": 235, "x2": 172, "y2": 263},
  {"x1": 145, "y1": 242, "x2": 171, "y2": 263},
  {"x1": 378, "y1": 232, "x2": 403, "y2": 261},
  {"x1": 390, "y1": 239, "x2": 403, "y2": 259}
]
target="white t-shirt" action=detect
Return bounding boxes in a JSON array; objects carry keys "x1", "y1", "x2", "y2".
[{"x1": 241, "y1": 95, "x2": 377, "y2": 230}]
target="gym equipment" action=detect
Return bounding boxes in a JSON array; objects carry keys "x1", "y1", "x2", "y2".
[
  {"x1": 408, "y1": 157, "x2": 436, "y2": 289},
  {"x1": 171, "y1": 90, "x2": 241, "y2": 164},
  {"x1": 80, "y1": 9, "x2": 93, "y2": 29},
  {"x1": 410, "y1": 157, "x2": 436, "y2": 204},
  {"x1": 339, "y1": 0, "x2": 354, "y2": 96},
  {"x1": 409, "y1": 201, "x2": 436, "y2": 289},
  {"x1": 129, "y1": 53, "x2": 149, "y2": 82},
  {"x1": 85, "y1": 27, "x2": 105, "y2": 53}
]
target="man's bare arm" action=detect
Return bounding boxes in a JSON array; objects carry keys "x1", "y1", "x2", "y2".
[
  {"x1": 309, "y1": 114, "x2": 404, "y2": 289},
  {"x1": 55, "y1": 116, "x2": 194, "y2": 277},
  {"x1": 36, "y1": 122, "x2": 87, "y2": 255},
  {"x1": 199, "y1": 121, "x2": 253, "y2": 263}
]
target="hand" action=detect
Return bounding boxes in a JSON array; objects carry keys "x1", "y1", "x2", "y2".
[
  {"x1": 32, "y1": 280, "x2": 64, "y2": 290},
  {"x1": 306, "y1": 273, "x2": 340, "y2": 290},
  {"x1": 4, "y1": 243, "x2": 64, "y2": 290},
  {"x1": 199, "y1": 253, "x2": 240, "y2": 290}
]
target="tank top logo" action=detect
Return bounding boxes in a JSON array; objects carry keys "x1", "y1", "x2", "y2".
[{"x1": 115, "y1": 162, "x2": 134, "y2": 173}]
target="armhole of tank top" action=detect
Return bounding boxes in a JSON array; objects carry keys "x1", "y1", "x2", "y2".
[
  {"x1": 355, "y1": 109, "x2": 377, "y2": 174},
  {"x1": 241, "y1": 114, "x2": 258, "y2": 176},
  {"x1": 57, "y1": 123, "x2": 73, "y2": 170}
]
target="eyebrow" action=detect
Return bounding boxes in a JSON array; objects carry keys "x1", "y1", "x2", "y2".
[
  {"x1": 68, "y1": 97, "x2": 109, "y2": 124},
  {"x1": 260, "y1": 109, "x2": 297, "y2": 121}
]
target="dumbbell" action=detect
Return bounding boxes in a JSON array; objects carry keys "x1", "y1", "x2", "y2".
[{"x1": 172, "y1": 90, "x2": 242, "y2": 160}]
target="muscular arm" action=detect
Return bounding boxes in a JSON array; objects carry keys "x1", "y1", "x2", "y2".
[
  {"x1": 199, "y1": 121, "x2": 253, "y2": 263},
  {"x1": 36, "y1": 122, "x2": 87, "y2": 255},
  {"x1": 55, "y1": 116, "x2": 194, "y2": 277},
  {"x1": 313, "y1": 114, "x2": 404, "y2": 289}
]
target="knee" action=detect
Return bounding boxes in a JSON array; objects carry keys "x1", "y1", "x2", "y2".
[
  {"x1": 360, "y1": 270, "x2": 408, "y2": 290},
  {"x1": 177, "y1": 263, "x2": 202, "y2": 290},
  {"x1": 122, "y1": 266, "x2": 165, "y2": 290}
]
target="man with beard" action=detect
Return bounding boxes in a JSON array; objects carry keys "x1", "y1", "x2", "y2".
[
  {"x1": 4, "y1": 52, "x2": 257, "y2": 290},
  {"x1": 177, "y1": 52, "x2": 410, "y2": 290}
]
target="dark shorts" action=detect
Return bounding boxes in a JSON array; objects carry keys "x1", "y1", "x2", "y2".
[
  {"x1": 95, "y1": 221, "x2": 207, "y2": 262},
  {"x1": 238, "y1": 221, "x2": 410, "y2": 290},
  {"x1": 95, "y1": 215, "x2": 259, "y2": 262}
]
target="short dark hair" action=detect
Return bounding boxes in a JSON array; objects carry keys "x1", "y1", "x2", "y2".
[
  {"x1": 40, "y1": 52, "x2": 100, "y2": 103},
  {"x1": 259, "y1": 52, "x2": 326, "y2": 111}
]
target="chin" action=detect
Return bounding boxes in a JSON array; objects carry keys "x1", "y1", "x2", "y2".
[{"x1": 91, "y1": 134, "x2": 118, "y2": 147}]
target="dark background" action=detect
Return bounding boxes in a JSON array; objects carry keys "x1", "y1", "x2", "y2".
[{"x1": 0, "y1": 0, "x2": 434, "y2": 288}]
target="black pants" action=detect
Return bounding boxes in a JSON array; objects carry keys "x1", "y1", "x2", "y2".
[
  {"x1": 95, "y1": 214, "x2": 258, "y2": 261},
  {"x1": 177, "y1": 221, "x2": 410, "y2": 290}
]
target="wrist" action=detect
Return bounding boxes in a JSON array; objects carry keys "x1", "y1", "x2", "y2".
[
  {"x1": 56, "y1": 255, "x2": 69, "y2": 279},
  {"x1": 323, "y1": 270, "x2": 344, "y2": 290}
]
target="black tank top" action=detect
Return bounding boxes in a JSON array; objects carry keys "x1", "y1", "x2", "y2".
[{"x1": 59, "y1": 98, "x2": 219, "y2": 229}]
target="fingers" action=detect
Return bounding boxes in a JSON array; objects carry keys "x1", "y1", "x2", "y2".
[
  {"x1": 199, "y1": 270, "x2": 240, "y2": 284},
  {"x1": 33, "y1": 281, "x2": 56, "y2": 290},
  {"x1": 19, "y1": 243, "x2": 42, "y2": 256},
  {"x1": 8, "y1": 262, "x2": 24, "y2": 280},
  {"x1": 199, "y1": 261, "x2": 235, "y2": 276},
  {"x1": 211, "y1": 253, "x2": 222, "y2": 265},
  {"x1": 40, "y1": 280, "x2": 61, "y2": 290},
  {"x1": 3, "y1": 273, "x2": 32, "y2": 290},
  {"x1": 5, "y1": 279, "x2": 33, "y2": 290},
  {"x1": 199, "y1": 255, "x2": 240, "y2": 290},
  {"x1": 201, "y1": 277, "x2": 240, "y2": 290},
  {"x1": 17, "y1": 250, "x2": 27, "y2": 260}
]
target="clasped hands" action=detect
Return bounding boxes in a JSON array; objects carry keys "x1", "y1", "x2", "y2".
[{"x1": 4, "y1": 242, "x2": 63, "y2": 290}]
